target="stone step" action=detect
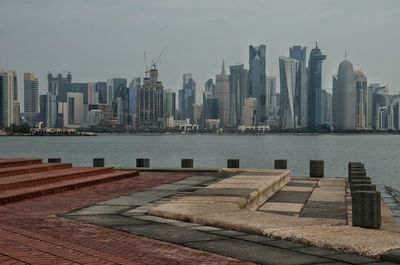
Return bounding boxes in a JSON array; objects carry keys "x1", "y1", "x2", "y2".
[
  {"x1": 0, "y1": 167, "x2": 115, "y2": 191},
  {"x1": 0, "y1": 158, "x2": 42, "y2": 169},
  {"x1": 0, "y1": 170, "x2": 139, "y2": 205},
  {"x1": 0, "y1": 163, "x2": 72, "y2": 177}
]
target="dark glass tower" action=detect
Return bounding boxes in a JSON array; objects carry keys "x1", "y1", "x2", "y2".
[
  {"x1": 307, "y1": 43, "x2": 326, "y2": 130},
  {"x1": 249, "y1": 45, "x2": 266, "y2": 124},
  {"x1": 289, "y1": 46, "x2": 307, "y2": 127}
]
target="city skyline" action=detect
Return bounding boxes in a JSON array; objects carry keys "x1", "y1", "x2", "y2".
[{"x1": 1, "y1": 0, "x2": 399, "y2": 107}]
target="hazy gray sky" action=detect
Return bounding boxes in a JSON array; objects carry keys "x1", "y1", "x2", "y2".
[{"x1": 1, "y1": 0, "x2": 399, "y2": 106}]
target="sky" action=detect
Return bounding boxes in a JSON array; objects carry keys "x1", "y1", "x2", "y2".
[{"x1": 1, "y1": 0, "x2": 400, "y2": 110}]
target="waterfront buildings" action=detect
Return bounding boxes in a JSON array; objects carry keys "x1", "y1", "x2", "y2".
[
  {"x1": 249, "y1": 45, "x2": 266, "y2": 124},
  {"x1": 229, "y1": 64, "x2": 248, "y2": 126},
  {"x1": 164, "y1": 89, "x2": 176, "y2": 120},
  {"x1": 136, "y1": 66, "x2": 164, "y2": 128},
  {"x1": 242, "y1": 97, "x2": 257, "y2": 126},
  {"x1": 178, "y1": 73, "x2": 196, "y2": 122},
  {"x1": 128, "y1": 78, "x2": 140, "y2": 127},
  {"x1": 0, "y1": 70, "x2": 18, "y2": 128},
  {"x1": 289, "y1": 46, "x2": 308, "y2": 127},
  {"x1": 24, "y1": 73, "x2": 39, "y2": 126},
  {"x1": 335, "y1": 59, "x2": 356, "y2": 130},
  {"x1": 215, "y1": 61, "x2": 230, "y2": 126},
  {"x1": 279, "y1": 57, "x2": 299, "y2": 130},
  {"x1": 354, "y1": 70, "x2": 368, "y2": 129},
  {"x1": 307, "y1": 43, "x2": 326, "y2": 130},
  {"x1": 266, "y1": 76, "x2": 276, "y2": 121}
]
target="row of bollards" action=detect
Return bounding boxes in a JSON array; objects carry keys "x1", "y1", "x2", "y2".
[
  {"x1": 348, "y1": 162, "x2": 381, "y2": 229},
  {"x1": 47, "y1": 157, "x2": 324, "y2": 177}
]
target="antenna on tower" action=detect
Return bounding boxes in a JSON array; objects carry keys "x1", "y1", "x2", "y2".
[{"x1": 144, "y1": 51, "x2": 149, "y2": 77}]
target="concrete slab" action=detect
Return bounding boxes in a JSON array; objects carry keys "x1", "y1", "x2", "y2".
[
  {"x1": 268, "y1": 191, "x2": 311, "y2": 204},
  {"x1": 192, "y1": 188, "x2": 254, "y2": 197},
  {"x1": 235, "y1": 234, "x2": 278, "y2": 242},
  {"x1": 151, "y1": 183, "x2": 192, "y2": 191},
  {"x1": 67, "y1": 214, "x2": 150, "y2": 227},
  {"x1": 327, "y1": 253, "x2": 378, "y2": 264},
  {"x1": 293, "y1": 246, "x2": 340, "y2": 256},
  {"x1": 281, "y1": 186, "x2": 315, "y2": 192},
  {"x1": 263, "y1": 240, "x2": 305, "y2": 249},
  {"x1": 185, "y1": 238, "x2": 330, "y2": 265},
  {"x1": 99, "y1": 196, "x2": 158, "y2": 206},
  {"x1": 258, "y1": 202, "x2": 304, "y2": 213},
  {"x1": 300, "y1": 201, "x2": 346, "y2": 219},
  {"x1": 66, "y1": 205, "x2": 132, "y2": 215},
  {"x1": 129, "y1": 189, "x2": 178, "y2": 197},
  {"x1": 117, "y1": 223, "x2": 224, "y2": 244}
]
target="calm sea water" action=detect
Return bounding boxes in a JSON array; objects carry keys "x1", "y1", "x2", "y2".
[{"x1": 0, "y1": 134, "x2": 399, "y2": 190}]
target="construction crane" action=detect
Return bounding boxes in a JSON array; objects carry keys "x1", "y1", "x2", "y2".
[
  {"x1": 144, "y1": 51, "x2": 149, "y2": 77},
  {"x1": 151, "y1": 45, "x2": 167, "y2": 69}
]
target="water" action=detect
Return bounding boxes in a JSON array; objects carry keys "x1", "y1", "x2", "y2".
[{"x1": 0, "y1": 134, "x2": 399, "y2": 190}]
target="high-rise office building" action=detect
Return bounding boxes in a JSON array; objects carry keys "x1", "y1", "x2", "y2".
[
  {"x1": 128, "y1": 78, "x2": 140, "y2": 127},
  {"x1": 307, "y1": 43, "x2": 326, "y2": 130},
  {"x1": 164, "y1": 89, "x2": 176, "y2": 119},
  {"x1": 24, "y1": 73, "x2": 39, "y2": 126},
  {"x1": 266, "y1": 76, "x2": 276, "y2": 120},
  {"x1": 249, "y1": 45, "x2": 266, "y2": 124},
  {"x1": 13, "y1": 102, "x2": 21, "y2": 125},
  {"x1": 178, "y1": 73, "x2": 196, "y2": 121},
  {"x1": 279, "y1": 57, "x2": 300, "y2": 130},
  {"x1": 205, "y1": 79, "x2": 216, "y2": 98},
  {"x1": 335, "y1": 59, "x2": 356, "y2": 130},
  {"x1": 87, "y1": 82, "x2": 98, "y2": 105},
  {"x1": 107, "y1": 78, "x2": 128, "y2": 125},
  {"x1": 39, "y1": 93, "x2": 57, "y2": 128},
  {"x1": 242, "y1": 97, "x2": 257, "y2": 126},
  {"x1": 321, "y1": 89, "x2": 332, "y2": 126},
  {"x1": 229, "y1": 64, "x2": 248, "y2": 126},
  {"x1": 354, "y1": 70, "x2": 368, "y2": 129},
  {"x1": 371, "y1": 85, "x2": 388, "y2": 129},
  {"x1": 60, "y1": 92, "x2": 85, "y2": 127},
  {"x1": 215, "y1": 61, "x2": 230, "y2": 126},
  {"x1": 48, "y1": 72, "x2": 71, "y2": 96},
  {"x1": 289, "y1": 46, "x2": 308, "y2": 127},
  {"x1": 0, "y1": 70, "x2": 16, "y2": 127},
  {"x1": 136, "y1": 67, "x2": 164, "y2": 128},
  {"x1": 96, "y1": 82, "x2": 108, "y2": 104},
  {"x1": 332, "y1": 74, "x2": 338, "y2": 129}
]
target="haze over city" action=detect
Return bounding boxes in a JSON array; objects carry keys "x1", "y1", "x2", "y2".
[{"x1": 1, "y1": 0, "x2": 400, "y2": 104}]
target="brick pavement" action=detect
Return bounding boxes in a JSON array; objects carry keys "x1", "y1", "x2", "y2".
[{"x1": 0, "y1": 171, "x2": 254, "y2": 265}]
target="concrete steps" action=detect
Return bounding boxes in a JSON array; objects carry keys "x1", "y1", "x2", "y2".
[
  {"x1": 0, "y1": 167, "x2": 115, "y2": 191},
  {"x1": 0, "y1": 158, "x2": 42, "y2": 169},
  {"x1": 0, "y1": 163, "x2": 72, "y2": 177},
  {"x1": 0, "y1": 158, "x2": 139, "y2": 205},
  {"x1": 0, "y1": 170, "x2": 139, "y2": 205}
]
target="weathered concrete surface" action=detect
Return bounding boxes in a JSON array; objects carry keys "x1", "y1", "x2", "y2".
[{"x1": 149, "y1": 172, "x2": 400, "y2": 259}]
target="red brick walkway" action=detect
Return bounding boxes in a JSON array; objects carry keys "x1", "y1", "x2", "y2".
[{"x1": 0, "y1": 172, "x2": 253, "y2": 264}]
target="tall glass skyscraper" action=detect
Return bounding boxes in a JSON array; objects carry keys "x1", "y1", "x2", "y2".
[
  {"x1": 307, "y1": 43, "x2": 326, "y2": 130},
  {"x1": 229, "y1": 64, "x2": 248, "y2": 126},
  {"x1": 178, "y1": 73, "x2": 196, "y2": 122},
  {"x1": 24, "y1": 73, "x2": 39, "y2": 126},
  {"x1": 279, "y1": 57, "x2": 300, "y2": 130},
  {"x1": 249, "y1": 45, "x2": 266, "y2": 125},
  {"x1": 289, "y1": 46, "x2": 307, "y2": 127}
]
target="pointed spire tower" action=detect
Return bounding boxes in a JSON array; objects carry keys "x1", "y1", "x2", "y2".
[{"x1": 221, "y1": 59, "x2": 226, "y2": 75}]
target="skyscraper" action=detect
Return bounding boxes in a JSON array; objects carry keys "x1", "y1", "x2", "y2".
[
  {"x1": 332, "y1": 74, "x2": 338, "y2": 129},
  {"x1": 24, "y1": 73, "x2": 39, "y2": 126},
  {"x1": 205, "y1": 79, "x2": 216, "y2": 98},
  {"x1": 307, "y1": 43, "x2": 326, "y2": 130},
  {"x1": 266, "y1": 76, "x2": 276, "y2": 120},
  {"x1": 229, "y1": 64, "x2": 248, "y2": 126},
  {"x1": 0, "y1": 70, "x2": 16, "y2": 127},
  {"x1": 107, "y1": 78, "x2": 128, "y2": 125},
  {"x1": 128, "y1": 78, "x2": 140, "y2": 127},
  {"x1": 178, "y1": 73, "x2": 196, "y2": 122},
  {"x1": 279, "y1": 57, "x2": 300, "y2": 130},
  {"x1": 215, "y1": 60, "x2": 230, "y2": 126},
  {"x1": 136, "y1": 66, "x2": 164, "y2": 128},
  {"x1": 164, "y1": 89, "x2": 176, "y2": 119},
  {"x1": 249, "y1": 45, "x2": 266, "y2": 124},
  {"x1": 289, "y1": 46, "x2": 308, "y2": 127},
  {"x1": 335, "y1": 59, "x2": 356, "y2": 130},
  {"x1": 354, "y1": 70, "x2": 368, "y2": 128}
]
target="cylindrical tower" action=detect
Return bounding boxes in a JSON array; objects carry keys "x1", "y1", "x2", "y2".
[{"x1": 336, "y1": 60, "x2": 356, "y2": 130}]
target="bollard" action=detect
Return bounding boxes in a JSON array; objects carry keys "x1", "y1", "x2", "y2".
[
  {"x1": 181, "y1": 159, "x2": 194, "y2": 168},
  {"x1": 48, "y1": 158, "x2": 61, "y2": 163},
  {"x1": 227, "y1": 159, "x2": 240, "y2": 168},
  {"x1": 310, "y1": 160, "x2": 324, "y2": 178},
  {"x1": 349, "y1": 169, "x2": 367, "y2": 182},
  {"x1": 351, "y1": 184, "x2": 376, "y2": 192},
  {"x1": 352, "y1": 191, "x2": 381, "y2": 229},
  {"x1": 93, "y1": 158, "x2": 105, "y2": 167},
  {"x1": 274, "y1": 160, "x2": 287, "y2": 170},
  {"x1": 136, "y1": 158, "x2": 150, "y2": 168}
]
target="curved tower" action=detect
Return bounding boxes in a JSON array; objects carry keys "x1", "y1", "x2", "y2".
[{"x1": 335, "y1": 60, "x2": 356, "y2": 130}]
